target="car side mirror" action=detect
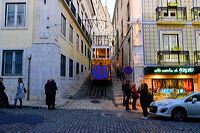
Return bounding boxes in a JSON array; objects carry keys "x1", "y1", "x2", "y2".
[{"x1": 192, "y1": 98, "x2": 198, "y2": 104}]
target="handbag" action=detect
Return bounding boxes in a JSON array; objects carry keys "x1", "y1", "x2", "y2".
[{"x1": 24, "y1": 87, "x2": 27, "y2": 93}]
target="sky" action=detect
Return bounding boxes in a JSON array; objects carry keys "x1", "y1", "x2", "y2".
[{"x1": 101, "y1": 0, "x2": 116, "y2": 19}]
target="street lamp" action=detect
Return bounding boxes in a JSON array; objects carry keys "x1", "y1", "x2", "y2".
[{"x1": 27, "y1": 54, "x2": 32, "y2": 100}]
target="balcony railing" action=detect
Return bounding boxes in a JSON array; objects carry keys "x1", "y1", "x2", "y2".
[
  {"x1": 70, "y1": 1, "x2": 76, "y2": 17},
  {"x1": 156, "y1": 7, "x2": 187, "y2": 22},
  {"x1": 191, "y1": 7, "x2": 200, "y2": 21},
  {"x1": 158, "y1": 51, "x2": 189, "y2": 65},
  {"x1": 81, "y1": 23, "x2": 86, "y2": 33},
  {"x1": 194, "y1": 51, "x2": 200, "y2": 65},
  {"x1": 65, "y1": 0, "x2": 70, "y2": 5},
  {"x1": 63, "y1": 0, "x2": 92, "y2": 45},
  {"x1": 77, "y1": 14, "x2": 82, "y2": 26}
]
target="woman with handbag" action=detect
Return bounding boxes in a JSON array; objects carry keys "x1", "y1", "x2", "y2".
[{"x1": 14, "y1": 78, "x2": 25, "y2": 108}]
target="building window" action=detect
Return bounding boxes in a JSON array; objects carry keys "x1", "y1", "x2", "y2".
[
  {"x1": 69, "y1": 58, "x2": 73, "y2": 77},
  {"x1": 88, "y1": 48, "x2": 90, "y2": 60},
  {"x1": 81, "y1": 65, "x2": 83, "y2": 73},
  {"x1": 85, "y1": 44, "x2": 87, "y2": 56},
  {"x1": 76, "y1": 62, "x2": 79, "y2": 74},
  {"x1": 61, "y1": 13, "x2": 66, "y2": 37},
  {"x1": 60, "y1": 55, "x2": 66, "y2": 77},
  {"x1": 76, "y1": 34, "x2": 79, "y2": 51},
  {"x1": 2, "y1": 50, "x2": 23, "y2": 76},
  {"x1": 5, "y1": 3, "x2": 26, "y2": 27},
  {"x1": 69, "y1": 25, "x2": 73, "y2": 43},
  {"x1": 163, "y1": 34, "x2": 179, "y2": 51},
  {"x1": 81, "y1": 40, "x2": 83, "y2": 54},
  {"x1": 198, "y1": 34, "x2": 200, "y2": 50}
]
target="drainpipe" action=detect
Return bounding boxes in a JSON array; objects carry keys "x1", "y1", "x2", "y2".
[{"x1": 27, "y1": 55, "x2": 32, "y2": 100}]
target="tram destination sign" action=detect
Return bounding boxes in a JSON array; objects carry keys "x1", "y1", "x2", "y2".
[{"x1": 144, "y1": 66, "x2": 200, "y2": 75}]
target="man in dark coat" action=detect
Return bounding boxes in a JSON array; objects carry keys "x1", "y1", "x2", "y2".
[
  {"x1": 138, "y1": 83, "x2": 149, "y2": 119},
  {"x1": 124, "y1": 80, "x2": 131, "y2": 111},
  {"x1": 45, "y1": 79, "x2": 57, "y2": 110},
  {"x1": 122, "y1": 79, "x2": 126, "y2": 106},
  {"x1": 0, "y1": 77, "x2": 10, "y2": 108}
]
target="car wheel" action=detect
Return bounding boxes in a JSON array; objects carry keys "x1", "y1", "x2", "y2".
[{"x1": 171, "y1": 108, "x2": 187, "y2": 121}]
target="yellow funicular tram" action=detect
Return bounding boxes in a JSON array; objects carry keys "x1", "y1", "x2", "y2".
[{"x1": 91, "y1": 45, "x2": 112, "y2": 80}]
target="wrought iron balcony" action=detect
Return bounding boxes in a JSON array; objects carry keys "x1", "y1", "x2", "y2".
[
  {"x1": 194, "y1": 51, "x2": 200, "y2": 65},
  {"x1": 77, "y1": 14, "x2": 82, "y2": 26},
  {"x1": 158, "y1": 51, "x2": 189, "y2": 65},
  {"x1": 63, "y1": 0, "x2": 92, "y2": 45},
  {"x1": 65, "y1": 0, "x2": 70, "y2": 5},
  {"x1": 191, "y1": 7, "x2": 200, "y2": 21},
  {"x1": 81, "y1": 23, "x2": 86, "y2": 33},
  {"x1": 70, "y1": 1, "x2": 76, "y2": 17},
  {"x1": 156, "y1": 7, "x2": 187, "y2": 22}
]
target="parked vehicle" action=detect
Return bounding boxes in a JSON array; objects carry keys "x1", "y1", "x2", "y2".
[{"x1": 149, "y1": 92, "x2": 200, "y2": 121}]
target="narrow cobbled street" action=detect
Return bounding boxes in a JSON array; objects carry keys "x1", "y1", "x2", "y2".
[{"x1": 1, "y1": 99, "x2": 200, "y2": 133}]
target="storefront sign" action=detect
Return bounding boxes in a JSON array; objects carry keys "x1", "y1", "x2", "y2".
[
  {"x1": 154, "y1": 67, "x2": 194, "y2": 74},
  {"x1": 144, "y1": 66, "x2": 200, "y2": 75}
]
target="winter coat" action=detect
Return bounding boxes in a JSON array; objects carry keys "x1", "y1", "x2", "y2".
[
  {"x1": 15, "y1": 83, "x2": 25, "y2": 99},
  {"x1": 45, "y1": 80, "x2": 57, "y2": 105},
  {"x1": 124, "y1": 83, "x2": 131, "y2": 97},
  {"x1": 0, "y1": 82, "x2": 5, "y2": 95},
  {"x1": 138, "y1": 83, "x2": 149, "y2": 107}
]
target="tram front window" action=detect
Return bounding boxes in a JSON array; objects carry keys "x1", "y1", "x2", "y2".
[{"x1": 96, "y1": 48, "x2": 106, "y2": 58}]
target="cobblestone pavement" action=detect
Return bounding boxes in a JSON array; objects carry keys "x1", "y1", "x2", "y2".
[{"x1": 0, "y1": 99, "x2": 200, "y2": 133}]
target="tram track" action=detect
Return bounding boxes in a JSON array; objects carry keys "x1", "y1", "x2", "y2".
[{"x1": 87, "y1": 80, "x2": 111, "y2": 99}]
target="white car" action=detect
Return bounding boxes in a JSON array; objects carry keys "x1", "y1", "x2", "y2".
[{"x1": 149, "y1": 92, "x2": 200, "y2": 121}]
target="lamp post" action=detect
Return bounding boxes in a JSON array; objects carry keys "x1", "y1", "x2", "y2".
[{"x1": 27, "y1": 54, "x2": 32, "y2": 100}]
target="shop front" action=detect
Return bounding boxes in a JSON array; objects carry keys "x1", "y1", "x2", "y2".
[{"x1": 144, "y1": 66, "x2": 200, "y2": 101}]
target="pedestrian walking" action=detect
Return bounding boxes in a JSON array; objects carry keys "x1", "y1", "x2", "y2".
[
  {"x1": 0, "y1": 77, "x2": 10, "y2": 108},
  {"x1": 131, "y1": 83, "x2": 139, "y2": 110},
  {"x1": 138, "y1": 82, "x2": 149, "y2": 119},
  {"x1": 14, "y1": 78, "x2": 25, "y2": 108},
  {"x1": 44, "y1": 79, "x2": 57, "y2": 110},
  {"x1": 124, "y1": 80, "x2": 131, "y2": 111},
  {"x1": 121, "y1": 79, "x2": 126, "y2": 106}
]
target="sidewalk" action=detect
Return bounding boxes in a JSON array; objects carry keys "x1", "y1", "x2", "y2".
[{"x1": 21, "y1": 97, "x2": 69, "y2": 108}]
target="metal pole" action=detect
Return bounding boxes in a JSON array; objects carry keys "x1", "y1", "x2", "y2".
[{"x1": 27, "y1": 55, "x2": 31, "y2": 100}]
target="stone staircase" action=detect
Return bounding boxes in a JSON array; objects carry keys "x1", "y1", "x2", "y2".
[{"x1": 111, "y1": 66, "x2": 123, "y2": 106}]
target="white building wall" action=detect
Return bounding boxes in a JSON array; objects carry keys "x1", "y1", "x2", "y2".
[{"x1": 0, "y1": 0, "x2": 93, "y2": 102}]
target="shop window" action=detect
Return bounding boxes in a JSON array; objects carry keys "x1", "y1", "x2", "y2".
[{"x1": 152, "y1": 79, "x2": 194, "y2": 100}]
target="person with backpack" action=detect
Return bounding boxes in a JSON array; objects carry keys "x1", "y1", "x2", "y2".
[{"x1": 14, "y1": 78, "x2": 25, "y2": 108}]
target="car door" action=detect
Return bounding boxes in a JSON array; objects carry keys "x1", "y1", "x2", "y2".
[{"x1": 186, "y1": 94, "x2": 200, "y2": 117}]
